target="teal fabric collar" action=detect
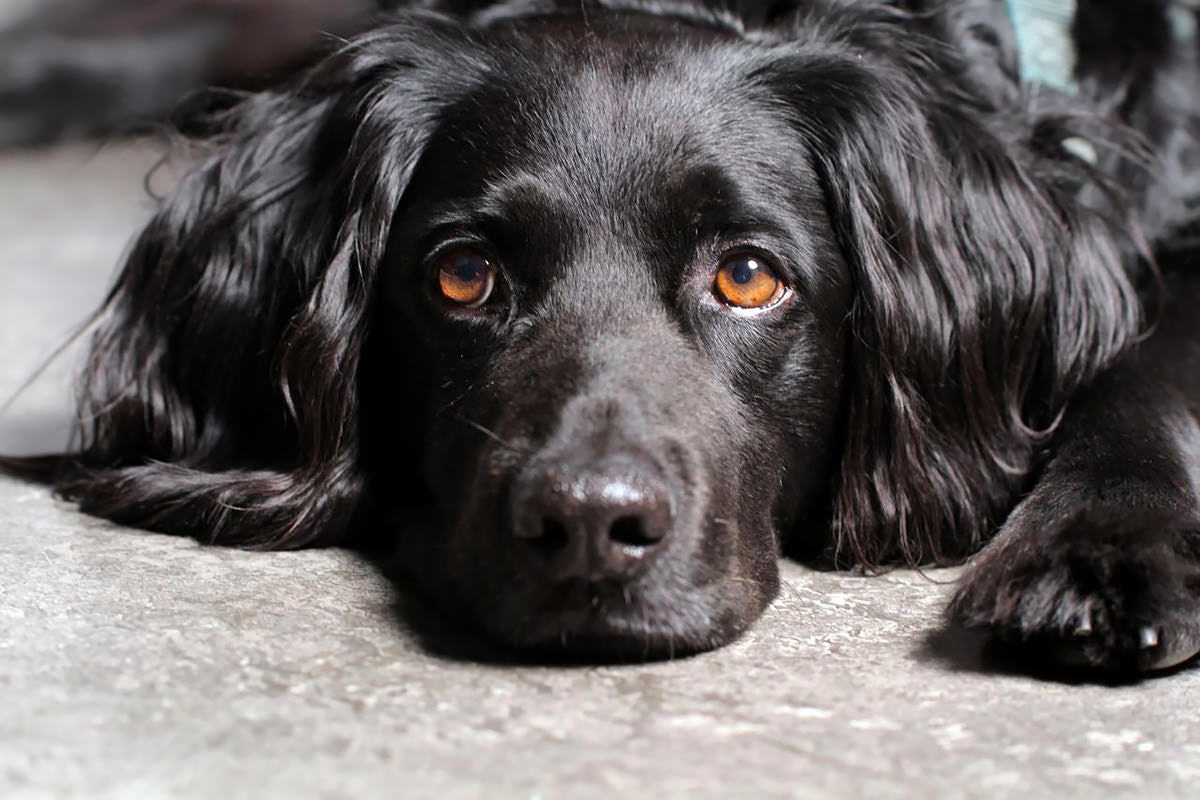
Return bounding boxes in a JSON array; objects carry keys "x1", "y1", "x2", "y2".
[
  {"x1": 1010, "y1": 0, "x2": 1199, "y2": 92},
  {"x1": 1009, "y1": 0, "x2": 1077, "y2": 92}
]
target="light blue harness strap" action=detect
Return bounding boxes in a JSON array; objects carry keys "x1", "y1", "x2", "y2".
[{"x1": 1008, "y1": 0, "x2": 1199, "y2": 93}]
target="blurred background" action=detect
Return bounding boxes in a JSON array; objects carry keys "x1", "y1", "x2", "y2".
[
  {"x1": 0, "y1": 0, "x2": 1084, "y2": 149},
  {"x1": 0, "y1": 0, "x2": 388, "y2": 147}
]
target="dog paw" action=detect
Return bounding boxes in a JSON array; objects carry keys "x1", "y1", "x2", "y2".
[{"x1": 949, "y1": 505, "x2": 1200, "y2": 674}]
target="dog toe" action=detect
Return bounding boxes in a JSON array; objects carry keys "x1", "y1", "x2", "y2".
[{"x1": 949, "y1": 506, "x2": 1200, "y2": 675}]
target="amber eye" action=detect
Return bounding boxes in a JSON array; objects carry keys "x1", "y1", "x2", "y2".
[
  {"x1": 437, "y1": 249, "x2": 496, "y2": 308},
  {"x1": 713, "y1": 253, "x2": 786, "y2": 309}
]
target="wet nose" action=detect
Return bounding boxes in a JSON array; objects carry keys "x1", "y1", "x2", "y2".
[{"x1": 511, "y1": 461, "x2": 673, "y2": 581}]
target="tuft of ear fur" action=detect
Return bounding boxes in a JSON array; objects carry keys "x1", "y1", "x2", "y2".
[
  {"x1": 10, "y1": 18, "x2": 472, "y2": 549},
  {"x1": 765, "y1": 3, "x2": 1143, "y2": 566}
]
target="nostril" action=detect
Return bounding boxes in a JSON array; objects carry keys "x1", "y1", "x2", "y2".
[
  {"x1": 511, "y1": 462, "x2": 673, "y2": 581},
  {"x1": 525, "y1": 516, "x2": 570, "y2": 557},
  {"x1": 609, "y1": 514, "x2": 661, "y2": 547}
]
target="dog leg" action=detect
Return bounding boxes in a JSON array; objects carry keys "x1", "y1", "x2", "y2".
[{"x1": 950, "y1": 271, "x2": 1200, "y2": 674}]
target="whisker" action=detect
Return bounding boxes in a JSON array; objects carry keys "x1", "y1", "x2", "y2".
[
  {"x1": 436, "y1": 382, "x2": 476, "y2": 415},
  {"x1": 455, "y1": 414, "x2": 518, "y2": 452}
]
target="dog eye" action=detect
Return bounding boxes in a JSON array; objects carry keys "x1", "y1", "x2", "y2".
[
  {"x1": 713, "y1": 253, "x2": 786, "y2": 310},
  {"x1": 437, "y1": 249, "x2": 496, "y2": 308}
]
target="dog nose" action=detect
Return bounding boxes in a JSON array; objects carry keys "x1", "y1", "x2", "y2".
[{"x1": 511, "y1": 463, "x2": 673, "y2": 581}]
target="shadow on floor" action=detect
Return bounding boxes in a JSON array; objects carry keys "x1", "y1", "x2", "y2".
[
  {"x1": 913, "y1": 625, "x2": 1200, "y2": 686},
  {"x1": 362, "y1": 534, "x2": 1200, "y2": 681},
  {"x1": 364, "y1": 538, "x2": 1193, "y2": 682}
]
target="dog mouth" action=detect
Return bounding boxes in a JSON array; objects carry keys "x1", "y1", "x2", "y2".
[{"x1": 494, "y1": 576, "x2": 731, "y2": 660}]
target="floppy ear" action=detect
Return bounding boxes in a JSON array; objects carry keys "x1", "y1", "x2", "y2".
[
  {"x1": 767, "y1": 12, "x2": 1143, "y2": 565},
  {"x1": 41, "y1": 23, "x2": 460, "y2": 548}
]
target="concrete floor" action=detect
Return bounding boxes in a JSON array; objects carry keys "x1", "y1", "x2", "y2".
[{"x1": 2, "y1": 142, "x2": 1200, "y2": 799}]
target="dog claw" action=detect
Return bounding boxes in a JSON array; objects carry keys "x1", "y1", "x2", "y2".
[
  {"x1": 1140, "y1": 629, "x2": 1200, "y2": 672},
  {"x1": 1074, "y1": 613, "x2": 1093, "y2": 636},
  {"x1": 1061, "y1": 135, "x2": 1098, "y2": 165},
  {"x1": 1139, "y1": 626, "x2": 1159, "y2": 649}
]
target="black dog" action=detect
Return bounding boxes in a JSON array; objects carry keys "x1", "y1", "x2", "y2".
[{"x1": 7, "y1": 0, "x2": 1200, "y2": 673}]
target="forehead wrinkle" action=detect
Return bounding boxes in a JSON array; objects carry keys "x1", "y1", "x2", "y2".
[
  {"x1": 476, "y1": 169, "x2": 581, "y2": 235},
  {"x1": 479, "y1": 169, "x2": 584, "y2": 272}
]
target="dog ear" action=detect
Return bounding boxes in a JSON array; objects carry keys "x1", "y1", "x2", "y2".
[
  {"x1": 38, "y1": 25, "x2": 459, "y2": 548},
  {"x1": 767, "y1": 17, "x2": 1143, "y2": 565}
]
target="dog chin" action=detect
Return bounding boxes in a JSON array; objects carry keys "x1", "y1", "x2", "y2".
[{"x1": 474, "y1": 576, "x2": 770, "y2": 661}]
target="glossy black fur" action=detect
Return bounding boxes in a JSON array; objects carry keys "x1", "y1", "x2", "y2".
[{"x1": 5, "y1": 0, "x2": 1200, "y2": 672}]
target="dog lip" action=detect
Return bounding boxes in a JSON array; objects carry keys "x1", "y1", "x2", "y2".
[{"x1": 503, "y1": 578, "x2": 706, "y2": 655}]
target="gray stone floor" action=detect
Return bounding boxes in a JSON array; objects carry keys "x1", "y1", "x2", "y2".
[{"x1": 2, "y1": 142, "x2": 1199, "y2": 799}]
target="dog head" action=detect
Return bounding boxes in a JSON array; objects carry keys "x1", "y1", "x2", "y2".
[{"x1": 56, "y1": 0, "x2": 1141, "y2": 656}]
